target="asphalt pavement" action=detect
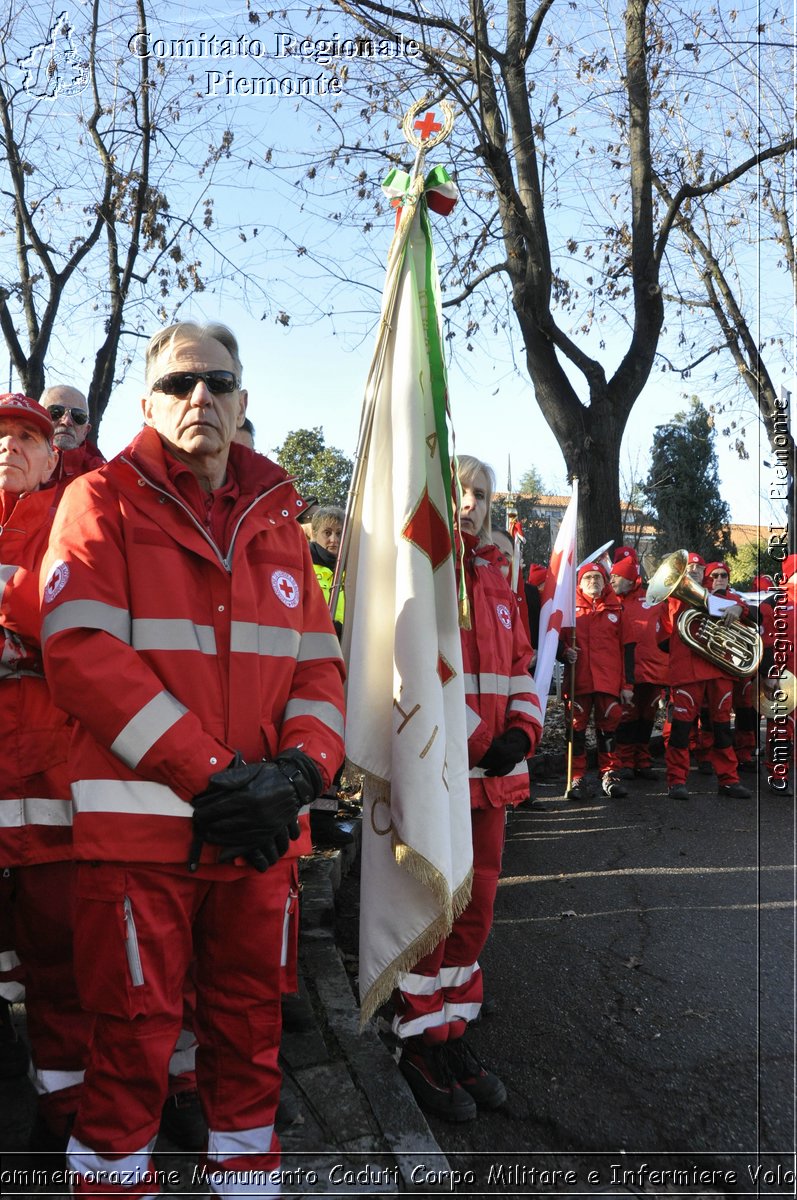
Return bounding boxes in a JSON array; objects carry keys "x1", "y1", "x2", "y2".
[{"x1": 0, "y1": 759, "x2": 795, "y2": 1198}]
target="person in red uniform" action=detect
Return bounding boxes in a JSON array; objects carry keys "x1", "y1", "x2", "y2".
[
  {"x1": 658, "y1": 552, "x2": 751, "y2": 800},
  {"x1": 612, "y1": 555, "x2": 667, "y2": 778},
  {"x1": 40, "y1": 322, "x2": 346, "y2": 1196},
  {"x1": 394, "y1": 456, "x2": 541, "y2": 1123},
  {"x1": 702, "y1": 560, "x2": 758, "y2": 772},
  {"x1": 0, "y1": 394, "x2": 93, "y2": 1147},
  {"x1": 39, "y1": 386, "x2": 105, "y2": 496},
  {"x1": 759, "y1": 553, "x2": 797, "y2": 794},
  {"x1": 562, "y1": 562, "x2": 633, "y2": 801}
]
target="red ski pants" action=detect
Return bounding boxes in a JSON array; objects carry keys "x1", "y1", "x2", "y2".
[
  {"x1": 567, "y1": 692, "x2": 622, "y2": 778},
  {"x1": 616, "y1": 683, "x2": 663, "y2": 769},
  {"x1": 666, "y1": 679, "x2": 737, "y2": 785},
  {"x1": 392, "y1": 806, "x2": 505, "y2": 1043},
  {"x1": 67, "y1": 859, "x2": 292, "y2": 1198},
  {"x1": 12, "y1": 862, "x2": 94, "y2": 1135}
]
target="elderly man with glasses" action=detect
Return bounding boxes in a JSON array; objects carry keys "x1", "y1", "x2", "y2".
[
  {"x1": 39, "y1": 385, "x2": 105, "y2": 494},
  {"x1": 40, "y1": 321, "x2": 346, "y2": 1196}
]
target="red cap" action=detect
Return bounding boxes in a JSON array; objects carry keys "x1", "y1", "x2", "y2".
[
  {"x1": 687, "y1": 552, "x2": 705, "y2": 567},
  {"x1": 781, "y1": 554, "x2": 797, "y2": 583},
  {"x1": 527, "y1": 563, "x2": 547, "y2": 587},
  {"x1": 0, "y1": 393, "x2": 54, "y2": 440},
  {"x1": 578, "y1": 562, "x2": 605, "y2": 586},
  {"x1": 613, "y1": 545, "x2": 638, "y2": 565},
  {"x1": 703, "y1": 561, "x2": 730, "y2": 588},
  {"x1": 610, "y1": 555, "x2": 638, "y2": 582},
  {"x1": 752, "y1": 575, "x2": 774, "y2": 591}
]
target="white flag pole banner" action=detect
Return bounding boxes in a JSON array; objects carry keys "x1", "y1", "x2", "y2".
[
  {"x1": 341, "y1": 102, "x2": 472, "y2": 1024},
  {"x1": 534, "y1": 483, "x2": 579, "y2": 710}
]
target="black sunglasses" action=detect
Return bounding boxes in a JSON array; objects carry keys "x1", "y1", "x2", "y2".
[
  {"x1": 46, "y1": 405, "x2": 89, "y2": 426},
  {"x1": 152, "y1": 371, "x2": 239, "y2": 397}
]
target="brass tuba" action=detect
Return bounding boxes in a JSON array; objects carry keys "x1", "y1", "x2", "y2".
[{"x1": 646, "y1": 549, "x2": 763, "y2": 680}]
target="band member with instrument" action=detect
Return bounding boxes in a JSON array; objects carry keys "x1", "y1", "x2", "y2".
[
  {"x1": 702, "y1": 561, "x2": 757, "y2": 772},
  {"x1": 649, "y1": 550, "x2": 757, "y2": 801}
]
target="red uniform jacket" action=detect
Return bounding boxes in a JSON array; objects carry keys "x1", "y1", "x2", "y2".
[
  {"x1": 621, "y1": 582, "x2": 668, "y2": 685},
  {"x1": 48, "y1": 441, "x2": 106, "y2": 501},
  {"x1": 462, "y1": 540, "x2": 542, "y2": 809},
  {"x1": 658, "y1": 597, "x2": 731, "y2": 686},
  {"x1": 0, "y1": 488, "x2": 72, "y2": 865},
  {"x1": 564, "y1": 584, "x2": 625, "y2": 697},
  {"x1": 40, "y1": 428, "x2": 346, "y2": 865}
]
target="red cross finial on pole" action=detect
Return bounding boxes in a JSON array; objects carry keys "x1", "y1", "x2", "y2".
[{"x1": 414, "y1": 111, "x2": 443, "y2": 141}]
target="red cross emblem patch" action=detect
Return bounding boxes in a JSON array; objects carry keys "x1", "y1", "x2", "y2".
[
  {"x1": 271, "y1": 570, "x2": 299, "y2": 609},
  {"x1": 43, "y1": 559, "x2": 70, "y2": 604},
  {"x1": 496, "y1": 603, "x2": 512, "y2": 630}
]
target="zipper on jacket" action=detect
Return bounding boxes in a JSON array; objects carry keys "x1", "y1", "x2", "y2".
[
  {"x1": 119, "y1": 457, "x2": 297, "y2": 574},
  {"x1": 281, "y1": 887, "x2": 298, "y2": 969},
  {"x1": 123, "y1": 895, "x2": 145, "y2": 987}
]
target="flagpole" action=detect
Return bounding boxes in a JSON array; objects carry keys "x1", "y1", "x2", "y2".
[
  {"x1": 565, "y1": 476, "x2": 579, "y2": 795},
  {"x1": 329, "y1": 98, "x2": 454, "y2": 621}
]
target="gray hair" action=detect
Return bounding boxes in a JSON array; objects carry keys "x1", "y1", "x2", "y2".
[
  {"x1": 456, "y1": 454, "x2": 495, "y2": 543},
  {"x1": 144, "y1": 321, "x2": 243, "y2": 387}
]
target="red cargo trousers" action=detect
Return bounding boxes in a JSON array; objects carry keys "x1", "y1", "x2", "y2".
[{"x1": 67, "y1": 858, "x2": 292, "y2": 1198}]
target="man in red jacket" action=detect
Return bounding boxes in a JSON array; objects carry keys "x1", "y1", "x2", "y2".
[
  {"x1": 562, "y1": 562, "x2": 633, "y2": 800},
  {"x1": 612, "y1": 555, "x2": 667, "y2": 778},
  {"x1": 702, "y1": 561, "x2": 758, "y2": 772},
  {"x1": 658, "y1": 553, "x2": 751, "y2": 800},
  {"x1": 0, "y1": 395, "x2": 92, "y2": 1147},
  {"x1": 40, "y1": 385, "x2": 105, "y2": 495},
  {"x1": 41, "y1": 322, "x2": 346, "y2": 1196}
]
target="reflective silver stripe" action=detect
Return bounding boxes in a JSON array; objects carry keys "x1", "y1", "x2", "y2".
[
  {"x1": 464, "y1": 672, "x2": 510, "y2": 696},
  {"x1": 0, "y1": 564, "x2": 19, "y2": 604},
  {"x1": 397, "y1": 962, "x2": 478, "y2": 995},
  {"x1": 132, "y1": 618, "x2": 216, "y2": 654},
  {"x1": 510, "y1": 674, "x2": 534, "y2": 695},
  {"x1": 298, "y1": 631, "x2": 344, "y2": 663},
  {"x1": 41, "y1": 600, "x2": 131, "y2": 646},
  {"x1": 508, "y1": 699, "x2": 540, "y2": 719},
  {"x1": 0, "y1": 798, "x2": 72, "y2": 828},
  {"x1": 466, "y1": 703, "x2": 482, "y2": 736},
  {"x1": 469, "y1": 760, "x2": 527, "y2": 780},
  {"x1": 440, "y1": 962, "x2": 478, "y2": 987},
  {"x1": 444, "y1": 1000, "x2": 481, "y2": 1022},
  {"x1": 230, "y1": 622, "x2": 300, "y2": 657},
  {"x1": 207, "y1": 1125, "x2": 275, "y2": 1160},
  {"x1": 109, "y1": 691, "x2": 189, "y2": 769},
  {"x1": 72, "y1": 779, "x2": 190, "y2": 818},
  {"x1": 67, "y1": 1136, "x2": 157, "y2": 1179},
  {"x1": 124, "y1": 896, "x2": 145, "y2": 987},
  {"x1": 32, "y1": 1067, "x2": 85, "y2": 1096},
  {"x1": 284, "y1": 698, "x2": 344, "y2": 738},
  {"x1": 393, "y1": 1008, "x2": 448, "y2": 1038}
]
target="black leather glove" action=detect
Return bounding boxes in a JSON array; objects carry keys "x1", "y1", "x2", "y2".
[
  {"x1": 478, "y1": 728, "x2": 531, "y2": 777},
  {"x1": 189, "y1": 749, "x2": 323, "y2": 870}
]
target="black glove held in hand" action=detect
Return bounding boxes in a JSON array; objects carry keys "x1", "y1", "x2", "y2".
[
  {"x1": 190, "y1": 749, "x2": 323, "y2": 868},
  {"x1": 478, "y1": 728, "x2": 531, "y2": 777}
]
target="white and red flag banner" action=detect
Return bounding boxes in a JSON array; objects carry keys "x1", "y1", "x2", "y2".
[
  {"x1": 342, "y1": 167, "x2": 472, "y2": 1024},
  {"x1": 533, "y1": 483, "x2": 578, "y2": 709}
]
